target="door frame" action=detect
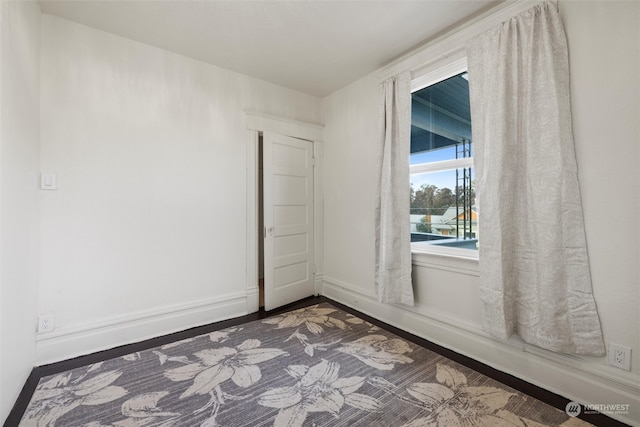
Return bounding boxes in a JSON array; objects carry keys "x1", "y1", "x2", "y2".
[{"x1": 245, "y1": 110, "x2": 324, "y2": 313}]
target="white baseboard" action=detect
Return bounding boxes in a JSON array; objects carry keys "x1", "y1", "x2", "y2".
[
  {"x1": 35, "y1": 292, "x2": 248, "y2": 366},
  {"x1": 321, "y1": 277, "x2": 640, "y2": 426},
  {"x1": 314, "y1": 273, "x2": 324, "y2": 296}
]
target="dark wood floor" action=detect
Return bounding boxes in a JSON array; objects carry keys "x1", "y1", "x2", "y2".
[{"x1": 4, "y1": 296, "x2": 628, "y2": 427}]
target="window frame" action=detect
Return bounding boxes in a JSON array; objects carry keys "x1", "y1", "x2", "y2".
[{"x1": 410, "y1": 58, "x2": 478, "y2": 261}]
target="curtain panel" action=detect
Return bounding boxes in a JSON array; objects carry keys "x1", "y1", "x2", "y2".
[
  {"x1": 375, "y1": 71, "x2": 414, "y2": 306},
  {"x1": 466, "y1": 2, "x2": 605, "y2": 355}
]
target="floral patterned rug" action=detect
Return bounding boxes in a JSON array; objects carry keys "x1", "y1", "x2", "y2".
[{"x1": 19, "y1": 303, "x2": 592, "y2": 426}]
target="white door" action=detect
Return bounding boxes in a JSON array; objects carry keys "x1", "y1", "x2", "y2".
[{"x1": 263, "y1": 132, "x2": 315, "y2": 310}]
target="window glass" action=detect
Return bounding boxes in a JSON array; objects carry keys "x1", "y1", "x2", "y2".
[
  {"x1": 410, "y1": 169, "x2": 476, "y2": 237},
  {"x1": 410, "y1": 71, "x2": 477, "y2": 251}
]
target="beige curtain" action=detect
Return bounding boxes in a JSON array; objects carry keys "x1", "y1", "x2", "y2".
[
  {"x1": 375, "y1": 71, "x2": 414, "y2": 306},
  {"x1": 466, "y1": 2, "x2": 604, "y2": 355}
]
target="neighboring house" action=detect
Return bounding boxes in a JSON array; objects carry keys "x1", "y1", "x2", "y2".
[
  {"x1": 412, "y1": 207, "x2": 477, "y2": 239},
  {"x1": 436, "y1": 207, "x2": 478, "y2": 239}
]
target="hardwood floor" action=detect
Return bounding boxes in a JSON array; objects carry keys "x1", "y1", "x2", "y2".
[{"x1": 3, "y1": 296, "x2": 628, "y2": 427}]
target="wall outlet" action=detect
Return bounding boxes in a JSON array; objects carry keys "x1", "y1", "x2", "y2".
[
  {"x1": 608, "y1": 343, "x2": 631, "y2": 371},
  {"x1": 38, "y1": 314, "x2": 55, "y2": 334},
  {"x1": 40, "y1": 173, "x2": 57, "y2": 190}
]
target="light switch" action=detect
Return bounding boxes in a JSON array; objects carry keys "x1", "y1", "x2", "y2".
[{"x1": 40, "y1": 173, "x2": 57, "y2": 190}]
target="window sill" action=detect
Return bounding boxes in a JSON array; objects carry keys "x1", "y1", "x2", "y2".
[
  {"x1": 411, "y1": 243, "x2": 479, "y2": 275},
  {"x1": 411, "y1": 242, "x2": 479, "y2": 260}
]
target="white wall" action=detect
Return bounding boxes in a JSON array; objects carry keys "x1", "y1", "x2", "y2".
[
  {"x1": 563, "y1": 0, "x2": 640, "y2": 371},
  {"x1": 322, "y1": 74, "x2": 378, "y2": 295},
  {"x1": 36, "y1": 14, "x2": 322, "y2": 364},
  {"x1": 321, "y1": 2, "x2": 639, "y2": 425},
  {"x1": 0, "y1": 0, "x2": 41, "y2": 420}
]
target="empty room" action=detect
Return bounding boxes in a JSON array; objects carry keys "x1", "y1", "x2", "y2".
[{"x1": 1, "y1": 0, "x2": 638, "y2": 426}]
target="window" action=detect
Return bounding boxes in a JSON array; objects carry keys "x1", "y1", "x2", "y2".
[{"x1": 410, "y1": 68, "x2": 477, "y2": 256}]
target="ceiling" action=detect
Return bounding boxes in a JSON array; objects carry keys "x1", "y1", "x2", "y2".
[{"x1": 39, "y1": 0, "x2": 498, "y2": 98}]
